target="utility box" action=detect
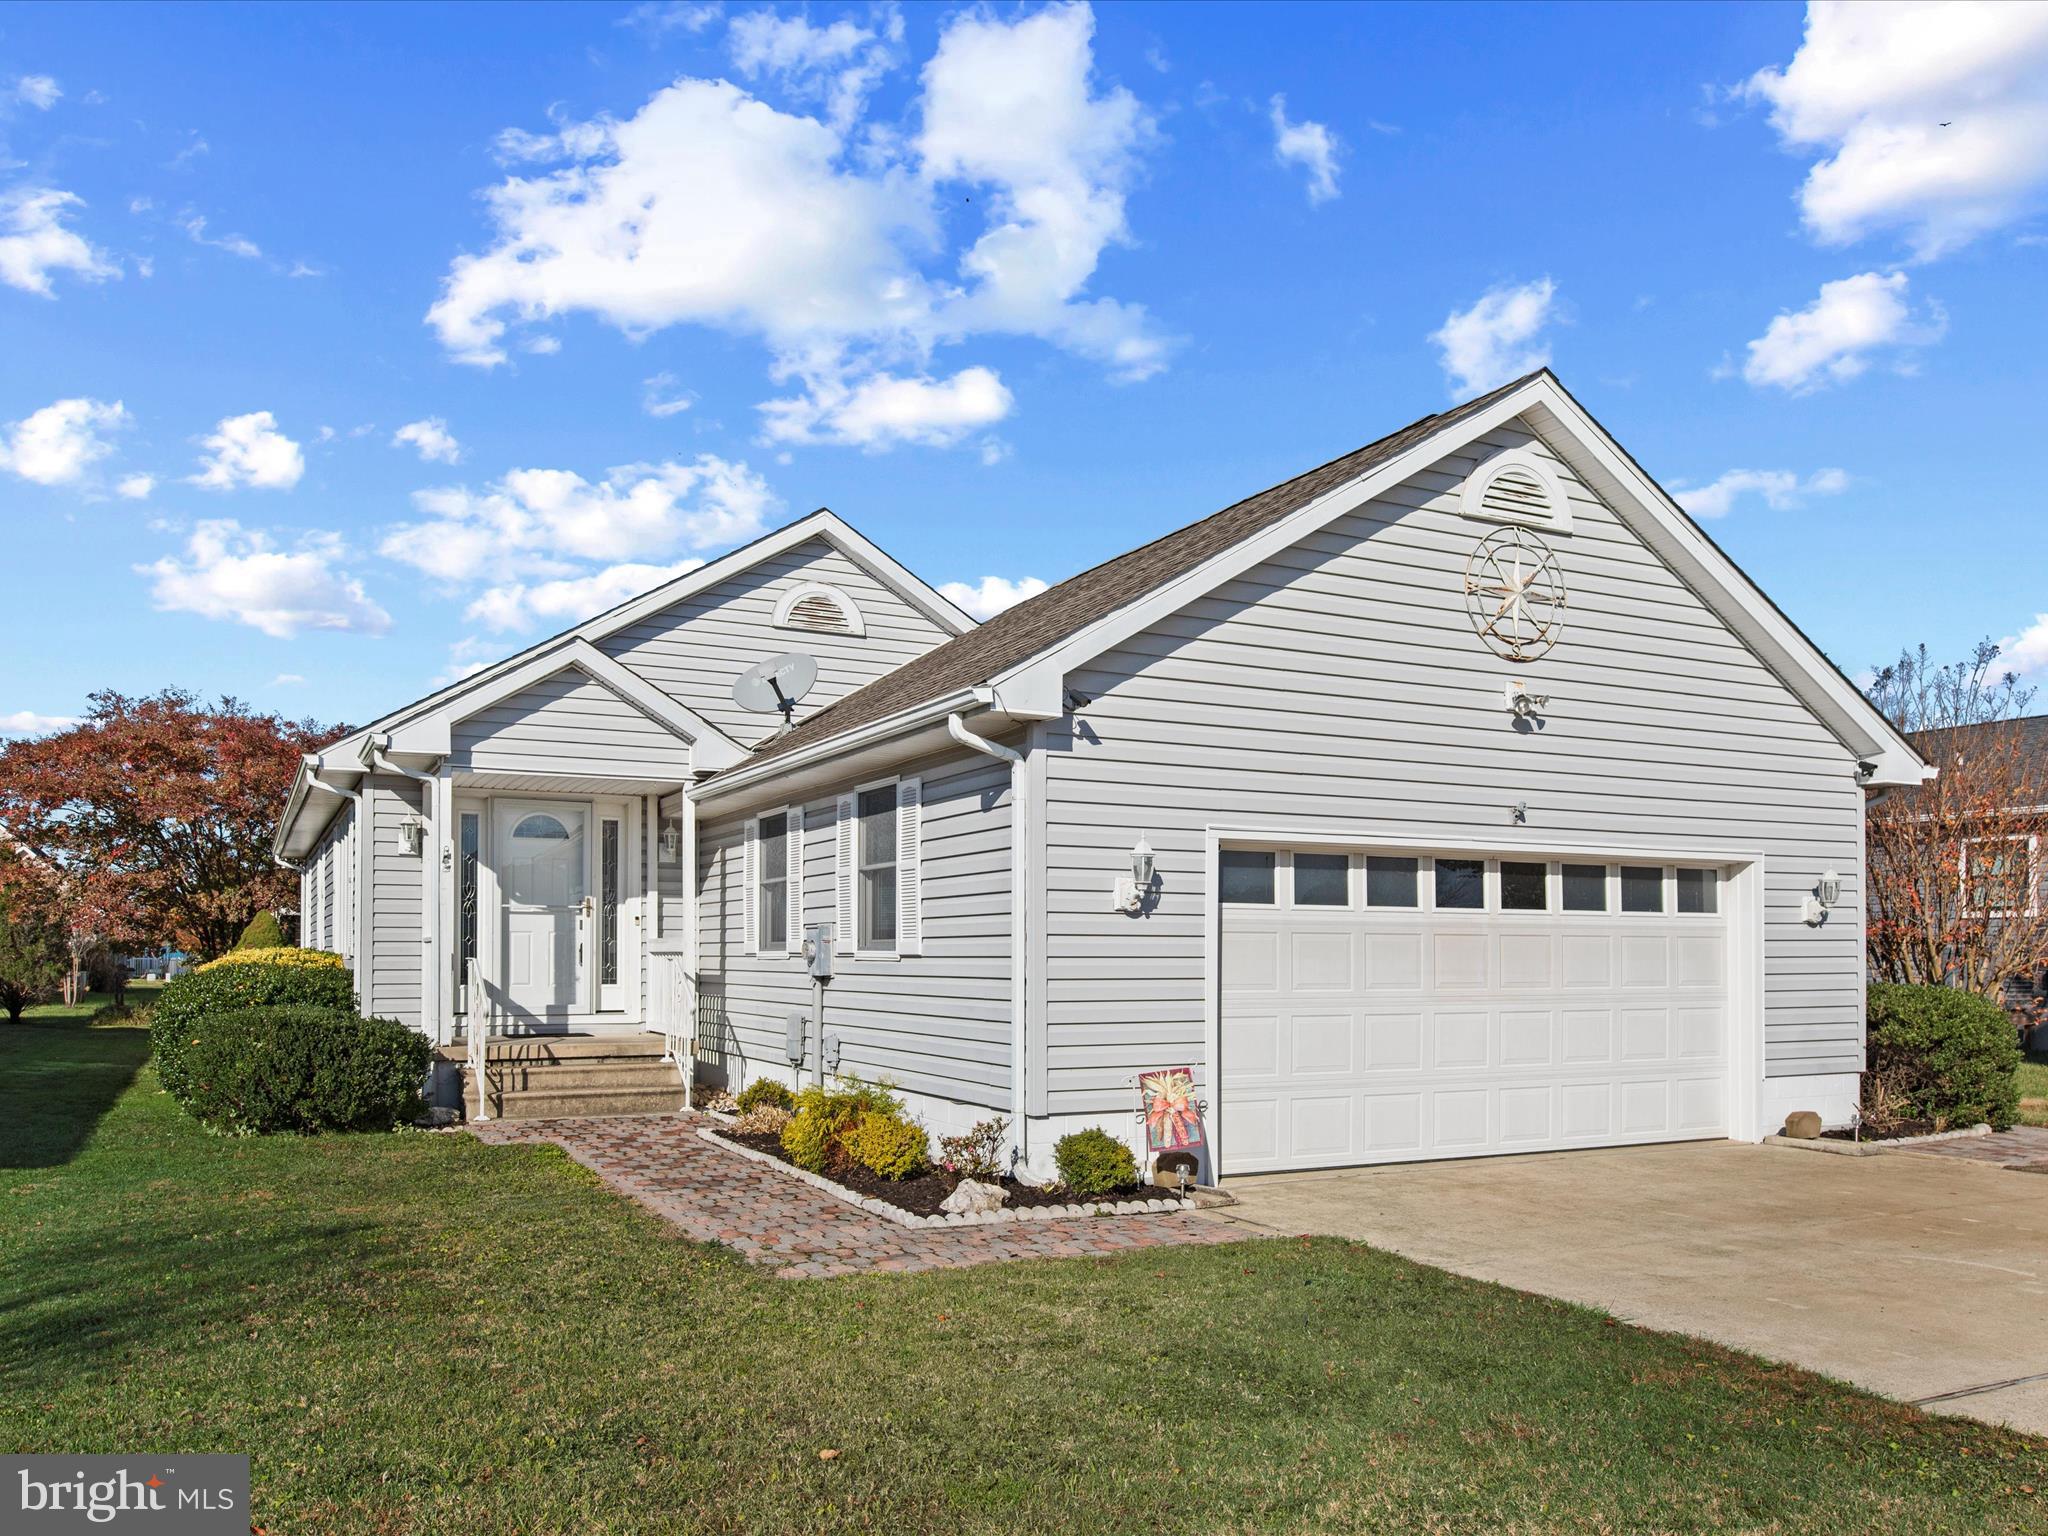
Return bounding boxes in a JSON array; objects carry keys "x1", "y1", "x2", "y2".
[
  {"x1": 784, "y1": 1010, "x2": 807, "y2": 1067},
  {"x1": 803, "y1": 924, "x2": 834, "y2": 981}
]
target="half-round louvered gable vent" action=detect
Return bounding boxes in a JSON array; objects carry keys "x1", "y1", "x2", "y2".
[
  {"x1": 772, "y1": 581, "x2": 866, "y2": 637},
  {"x1": 1458, "y1": 446, "x2": 1573, "y2": 534}
]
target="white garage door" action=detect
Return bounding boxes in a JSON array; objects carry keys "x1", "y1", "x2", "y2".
[{"x1": 1218, "y1": 848, "x2": 1730, "y2": 1175}]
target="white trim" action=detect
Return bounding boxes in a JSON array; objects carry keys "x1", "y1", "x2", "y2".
[
  {"x1": 742, "y1": 816, "x2": 758, "y2": 959},
  {"x1": 835, "y1": 791, "x2": 857, "y2": 957},
  {"x1": 785, "y1": 803, "x2": 805, "y2": 955},
  {"x1": 896, "y1": 776, "x2": 922, "y2": 958},
  {"x1": 849, "y1": 775, "x2": 904, "y2": 957},
  {"x1": 773, "y1": 581, "x2": 866, "y2": 637},
  {"x1": 1200, "y1": 824, "x2": 1768, "y2": 1182},
  {"x1": 1459, "y1": 443, "x2": 1573, "y2": 533}
]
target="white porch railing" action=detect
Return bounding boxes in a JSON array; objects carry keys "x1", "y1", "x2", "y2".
[
  {"x1": 466, "y1": 957, "x2": 493, "y2": 1122},
  {"x1": 649, "y1": 940, "x2": 695, "y2": 1111}
]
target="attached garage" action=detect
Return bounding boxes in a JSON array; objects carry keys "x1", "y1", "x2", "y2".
[{"x1": 1216, "y1": 845, "x2": 1744, "y2": 1175}]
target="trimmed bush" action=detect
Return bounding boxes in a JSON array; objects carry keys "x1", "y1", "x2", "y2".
[
  {"x1": 151, "y1": 951, "x2": 356, "y2": 1101},
  {"x1": 233, "y1": 911, "x2": 288, "y2": 951},
  {"x1": 735, "y1": 1077, "x2": 795, "y2": 1114},
  {"x1": 1054, "y1": 1127, "x2": 1138, "y2": 1197},
  {"x1": 844, "y1": 1111, "x2": 930, "y2": 1180},
  {"x1": 176, "y1": 1005, "x2": 431, "y2": 1135},
  {"x1": 1865, "y1": 983, "x2": 2021, "y2": 1132},
  {"x1": 779, "y1": 1078, "x2": 905, "y2": 1173}
]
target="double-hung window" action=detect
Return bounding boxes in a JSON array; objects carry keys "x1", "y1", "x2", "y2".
[
  {"x1": 857, "y1": 786, "x2": 897, "y2": 951},
  {"x1": 757, "y1": 812, "x2": 790, "y2": 952}
]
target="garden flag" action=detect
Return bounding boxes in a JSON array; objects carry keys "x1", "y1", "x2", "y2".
[{"x1": 1138, "y1": 1066, "x2": 1204, "y2": 1153}]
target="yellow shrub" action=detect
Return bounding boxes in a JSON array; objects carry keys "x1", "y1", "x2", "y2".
[
  {"x1": 195, "y1": 947, "x2": 346, "y2": 973},
  {"x1": 844, "y1": 1111, "x2": 931, "y2": 1181}
]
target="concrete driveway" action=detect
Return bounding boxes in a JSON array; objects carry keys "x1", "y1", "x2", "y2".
[{"x1": 1218, "y1": 1140, "x2": 2048, "y2": 1436}]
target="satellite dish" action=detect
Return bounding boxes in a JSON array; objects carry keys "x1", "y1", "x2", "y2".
[{"x1": 732, "y1": 652, "x2": 818, "y2": 729}]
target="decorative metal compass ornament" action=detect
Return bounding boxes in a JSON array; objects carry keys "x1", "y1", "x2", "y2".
[{"x1": 1463, "y1": 527, "x2": 1566, "y2": 662}]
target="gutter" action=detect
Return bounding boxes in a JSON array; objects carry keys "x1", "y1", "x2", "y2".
[
  {"x1": 693, "y1": 685, "x2": 991, "y2": 803},
  {"x1": 947, "y1": 712, "x2": 1032, "y2": 1172}
]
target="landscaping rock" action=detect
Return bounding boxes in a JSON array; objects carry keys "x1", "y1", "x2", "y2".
[
  {"x1": 1783, "y1": 1110, "x2": 1823, "y2": 1139},
  {"x1": 941, "y1": 1178, "x2": 1008, "y2": 1215}
]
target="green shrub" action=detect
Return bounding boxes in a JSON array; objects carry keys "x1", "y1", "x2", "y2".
[
  {"x1": 735, "y1": 1077, "x2": 795, "y2": 1114},
  {"x1": 233, "y1": 910, "x2": 288, "y2": 951},
  {"x1": 151, "y1": 953, "x2": 356, "y2": 1101},
  {"x1": 778, "y1": 1077, "x2": 905, "y2": 1172},
  {"x1": 844, "y1": 1111, "x2": 930, "y2": 1180},
  {"x1": 1054, "y1": 1127, "x2": 1138, "y2": 1197},
  {"x1": 175, "y1": 1005, "x2": 431, "y2": 1135},
  {"x1": 1865, "y1": 983, "x2": 2021, "y2": 1132},
  {"x1": 938, "y1": 1117, "x2": 1009, "y2": 1182}
]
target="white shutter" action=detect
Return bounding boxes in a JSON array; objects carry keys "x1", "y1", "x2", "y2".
[
  {"x1": 742, "y1": 817, "x2": 758, "y2": 958},
  {"x1": 836, "y1": 792, "x2": 856, "y2": 955},
  {"x1": 785, "y1": 804, "x2": 805, "y2": 954},
  {"x1": 896, "y1": 777, "x2": 922, "y2": 957}
]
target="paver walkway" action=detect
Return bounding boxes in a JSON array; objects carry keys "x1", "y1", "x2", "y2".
[
  {"x1": 473, "y1": 1112, "x2": 1240, "y2": 1278},
  {"x1": 1904, "y1": 1125, "x2": 2048, "y2": 1172}
]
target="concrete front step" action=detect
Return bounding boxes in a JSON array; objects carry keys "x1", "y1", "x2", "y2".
[
  {"x1": 484, "y1": 1061, "x2": 683, "y2": 1092},
  {"x1": 436, "y1": 1032, "x2": 670, "y2": 1066},
  {"x1": 463, "y1": 1081, "x2": 687, "y2": 1120}
]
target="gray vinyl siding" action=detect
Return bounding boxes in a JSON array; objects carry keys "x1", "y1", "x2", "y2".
[
  {"x1": 603, "y1": 538, "x2": 953, "y2": 751},
  {"x1": 450, "y1": 667, "x2": 690, "y2": 779},
  {"x1": 1037, "y1": 418, "x2": 1869, "y2": 1116},
  {"x1": 696, "y1": 751, "x2": 1014, "y2": 1108},
  {"x1": 367, "y1": 776, "x2": 425, "y2": 1029},
  {"x1": 305, "y1": 805, "x2": 352, "y2": 964}
]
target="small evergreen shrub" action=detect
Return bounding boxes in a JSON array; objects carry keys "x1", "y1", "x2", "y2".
[
  {"x1": 778, "y1": 1078, "x2": 905, "y2": 1172},
  {"x1": 175, "y1": 1005, "x2": 431, "y2": 1135},
  {"x1": 1865, "y1": 983, "x2": 2021, "y2": 1132},
  {"x1": 844, "y1": 1111, "x2": 930, "y2": 1180},
  {"x1": 233, "y1": 911, "x2": 288, "y2": 951},
  {"x1": 938, "y1": 1117, "x2": 1009, "y2": 1182},
  {"x1": 1054, "y1": 1127, "x2": 1138, "y2": 1197},
  {"x1": 152, "y1": 950, "x2": 356, "y2": 1101},
  {"x1": 735, "y1": 1077, "x2": 795, "y2": 1114}
]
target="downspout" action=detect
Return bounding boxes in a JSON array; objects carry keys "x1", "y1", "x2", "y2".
[
  {"x1": 365, "y1": 742, "x2": 445, "y2": 1048},
  {"x1": 947, "y1": 711, "x2": 1031, "y2": 1172},
  {"x1": 306, "y1": 769, "x2": 367, "y2": 1013}
]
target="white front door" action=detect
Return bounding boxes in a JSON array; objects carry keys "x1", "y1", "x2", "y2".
[{"x1": 494, "y1": 800, "x2": 589, "y2": 1016}]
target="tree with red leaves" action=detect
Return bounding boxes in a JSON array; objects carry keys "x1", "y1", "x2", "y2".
[{"x1": 0, "y1": 691, "x2": 344, "y2": 963}]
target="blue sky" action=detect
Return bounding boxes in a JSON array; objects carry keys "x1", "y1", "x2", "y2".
[{"x1": 3, "y1": 1, "x2": 2046, "y2": 733}]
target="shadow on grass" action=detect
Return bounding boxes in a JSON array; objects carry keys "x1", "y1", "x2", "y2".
[{"x1": 0, "y1": 1023, "x2": 151, "y2": 1169}]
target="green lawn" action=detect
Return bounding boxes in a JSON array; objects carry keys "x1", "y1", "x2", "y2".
[
  {"x1": 2021, "y1": 1053, "x2": 2048, "y2": 1127},
  {"x1": 1, "y1": 1020, "x2": 2041, "y2": 1535}
]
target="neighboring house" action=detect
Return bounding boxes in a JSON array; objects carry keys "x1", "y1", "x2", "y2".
[{"x1": 273, "y1": 371, "x2": 1924, "y2": 1180}]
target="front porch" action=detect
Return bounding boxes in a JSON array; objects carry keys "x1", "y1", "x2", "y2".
[{"x1": 438, "y1": 1031, "x2": 688, "y2": 1122}]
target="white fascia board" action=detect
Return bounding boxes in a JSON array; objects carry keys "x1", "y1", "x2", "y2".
[
  {"x1": 274, "y1": 753, "x2": 367, "y2": 861},
  {"x1": 689, "y1": 687, "x2": 993, "y2": 811},
  {"x1": 388, "y1": 637, "x2": 748, "y2": 770},
  {"x1": 995, "y1": 372, "x2": 1928, "y2": 788},
  {"x1": 319, "y1": 510, "x2": 972, "y2": 765},
  {"x1": 1516, "y1": 387, "x2": 1928, "y2": 787}
]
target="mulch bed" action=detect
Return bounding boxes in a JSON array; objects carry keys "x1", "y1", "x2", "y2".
[
  {"x1": 721, "y1": 1130, "x2": 1169, "y2": 1219},
  {"x1": 1820, "y1": 1118, "x2": 1941, "y2": 1142}
]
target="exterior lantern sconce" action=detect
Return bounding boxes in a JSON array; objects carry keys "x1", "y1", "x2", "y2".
[
  {"x1": 399, "y1": 816, "x2": 425, "y2": 858},
  {"x1": 1802, "y1": 868, "x2": 1841, "y2": 926},
  {"x1": 1113, "y1": 835, "x2": 1155, "y2": 914},
  {"x1": 660, "y1": 818, "x2": 683, "y2": 863}
]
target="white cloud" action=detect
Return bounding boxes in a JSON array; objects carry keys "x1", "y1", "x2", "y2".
[
  {"x1": 139, "y1": 521, "x2": 391, "y2": 638},
  {"x1": 642, "y1": 372, "x2": 695, "y2": 418},
  {"x1": 270, "y1": 673, "x2": 306, "y2": 686},
  {"x1": 1269, "y1": 94, "x2": 1341, "y2": 205},
  {"x1": 2001, "y1": 614, "x2": 2048, "y2": 676},
  {"x1": 379, "y1": 453, "x2": 776, "y2": 585},
  {"x1": 1430, "y1": 278, "x2": 1558, "y2": 396},
  {"x1": 1743, "y1": 2, "x2": 2048, "y2": 260},
  {"x1": 1668, "y1": 466, "x2": 1850, "y2": 518},
  {"x1": 939, "y1": 574, "x2": 1048, "y2": 619},
  {"x1": 0, "y1": 187, "x2": 119, "y2": 296},
  {"x1": 392, "y1": 417, "x2": 462, "y2": 464},
  {"x1": 466, "y1": 559, "x2": 705, "y2": 634},
  {"x1": 1741, "y1": 270, "x2": 1944, "y2": 392},
  {"x1": 760, "y1": 365, "x2": 1013, "y2": 449},
  {"x1": 428, "y1": 2, "x2": 1167, "y2": 435},
  {"x1": 190, "y1": 411, "x2": 306, "y2": 490},
  {"x1": 729, "y1": 9, "x2": 899, "y2": 133},
  {"x1": 178, "y1": 211, "x2": 262, "y2": 260},
  {"x1": 0, "y1": 709, "x2": 80, "y2": 735},
  {"x1": 116, "y1": 472, "x2": 155, "y2": 500},
  {"x1": 619, "y1": 1, "x2": 722, "y2": 40},
  {"x1": 13, "y1": 75, "x2": 60, "y2": 110},
  {"x1": 0, "y1": 397, "x2": 129, "y2": 486}
]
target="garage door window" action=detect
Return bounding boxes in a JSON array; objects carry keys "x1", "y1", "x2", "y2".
[
  {"x1": 1435, "y1": 858, "x2": 1484, "y2": 910},
  {"x1": 1501, "y1": 860, "x2": 1548, "y2": 911},
  {"x1": 1562, "y1": 863, "x2": 1607, "y2": 911},
  {"x1": 1365, "y1": 855, "x2": 1418, "y2": 907},
  {"x1": 1293, "y1": 852, "x2": 1349, "y2": 906},
  {"x1": 1676, "y1": 867, "x2": 1718, "y2": 914},
  {"x1": 1220, "y1": 849, "x2": 1276, "y2": 904},
  {"x1": 1620, "y1": 865, "x2": 1665, "y2": 913}
]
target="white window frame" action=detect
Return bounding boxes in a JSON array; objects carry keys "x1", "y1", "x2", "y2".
[
  {"x1": 853, "y1": 777, "x2": 901, "y2": 956},
  {"x1": 1962, "y1": 833, "x2": 2039, "y2": 918},
  {"x1": 746, "y1": 806, "x2": 804, "y2": 957}
]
